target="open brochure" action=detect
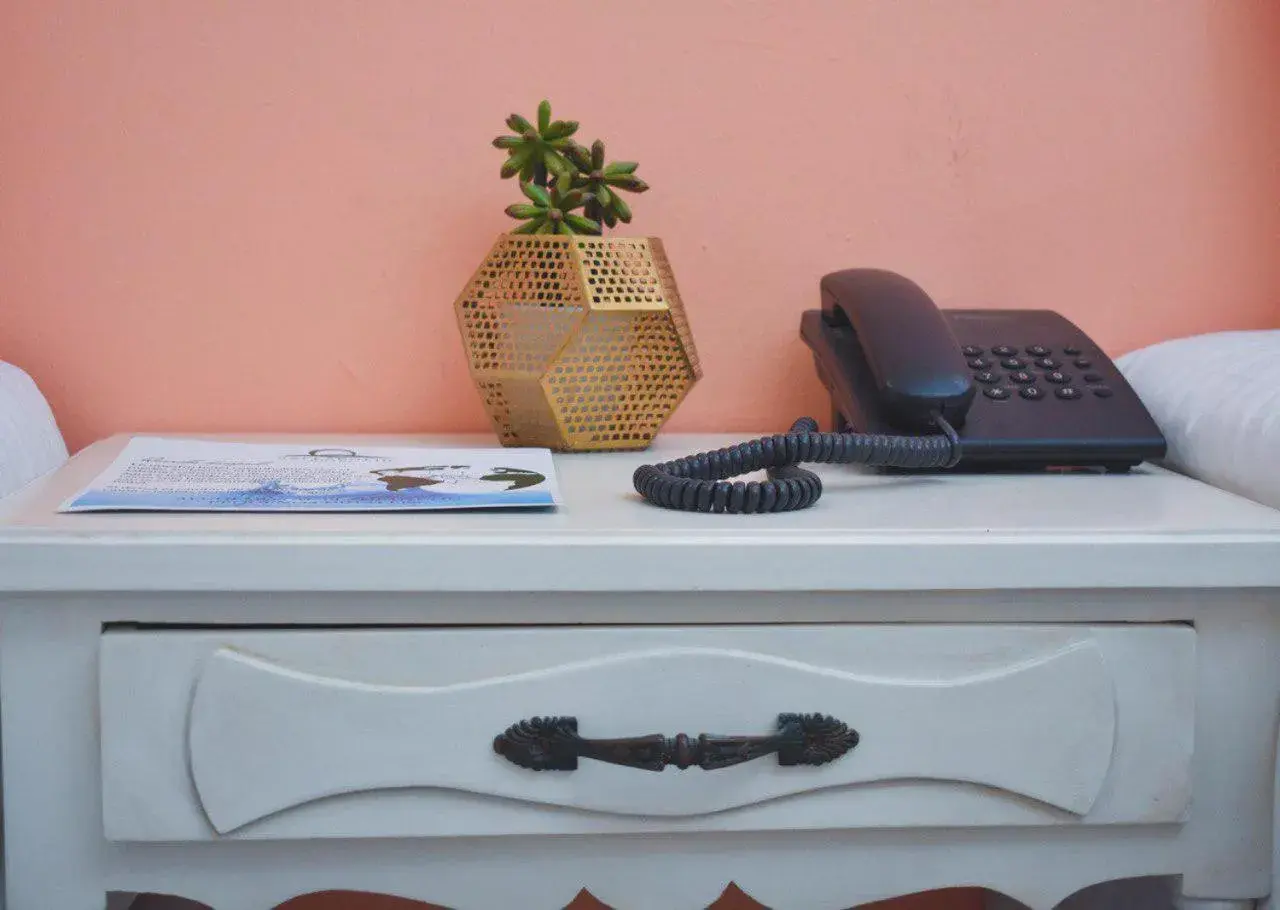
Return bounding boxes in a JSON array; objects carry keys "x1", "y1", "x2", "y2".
[{"x1": 60, "y1": 437, "x2": 561, "y2": 512}]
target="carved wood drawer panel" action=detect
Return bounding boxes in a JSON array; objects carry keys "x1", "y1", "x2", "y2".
[{"x1": 98, "y1": 623, "x2": 1194, "y2": 842}]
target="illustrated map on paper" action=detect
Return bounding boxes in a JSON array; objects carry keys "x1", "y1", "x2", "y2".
[{"x1": 60, "y1": 437, "x2": 561, "y2": 512}]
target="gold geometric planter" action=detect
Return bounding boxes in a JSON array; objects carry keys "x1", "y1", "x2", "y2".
[{"x1": 454, "y1": 233, "x2": 701, "y2": 451}]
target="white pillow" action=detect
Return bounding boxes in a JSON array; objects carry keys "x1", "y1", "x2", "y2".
[
  {"x1": 0, "y1": 361, "x2": 69, "y2": 498},
  {"x1": 1116, "y1": 330, "x2": 1280, "y2": 510}
]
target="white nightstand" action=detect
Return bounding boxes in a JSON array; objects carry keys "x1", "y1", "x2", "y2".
[{"x1": 1, "y1": 433, "x2": 1279, "y2": 910}]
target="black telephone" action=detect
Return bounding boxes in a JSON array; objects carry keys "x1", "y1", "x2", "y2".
[{"x1": 634, "y1": 268, "x2": 1167, "y2": 513}]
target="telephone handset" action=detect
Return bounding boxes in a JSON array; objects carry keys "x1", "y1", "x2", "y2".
[
  {"x1": 634, "y1": 268, "x2": 1167, "y2": 513},
  {"x1": 815, "y1": 268, "x2": 975, "y2": 432}
]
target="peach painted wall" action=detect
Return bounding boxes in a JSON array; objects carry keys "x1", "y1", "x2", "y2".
[{"x1": 3, "y1": 2, "x2": 1280, "y2": 455}]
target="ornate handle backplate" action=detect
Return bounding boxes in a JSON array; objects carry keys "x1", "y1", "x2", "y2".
[{"x1": 492, "y1": 712, "x2": 859, "y2": 772}]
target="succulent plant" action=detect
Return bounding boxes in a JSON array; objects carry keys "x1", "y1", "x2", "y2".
[
  {"x1": 504, "y1": 174, "x2": 601, "y2": 235},
  {"x1": 564, "y1": 139, "x2": 649, "y2": 228},
  {"x1": 495, "y1": 100, "x2": 649, "y2": 235},
  {"x1": 492, "y1": 100, "x2": 579, "y2": 186}
]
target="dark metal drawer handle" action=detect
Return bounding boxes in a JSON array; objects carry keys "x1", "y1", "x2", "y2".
[{"x1": 493, "y1": 712, "x2": 859, "y2": 772}]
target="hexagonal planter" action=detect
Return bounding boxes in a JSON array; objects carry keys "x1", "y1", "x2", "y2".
[{"x1": 454, "y1": 233, "x2": 701, "y2": 451}]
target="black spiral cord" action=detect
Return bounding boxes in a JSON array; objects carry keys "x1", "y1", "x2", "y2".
[{"x1": 633, "y1": 415, "x2": 962, "y2": 514}]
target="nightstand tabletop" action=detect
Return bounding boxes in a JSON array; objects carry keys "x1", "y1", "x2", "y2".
[{"x1": 2, "y1": 431, "x2": 1278, "y2": 593}]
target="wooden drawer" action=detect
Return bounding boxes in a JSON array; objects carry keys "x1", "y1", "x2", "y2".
[{"x1": 99, "y1": 623, "x2": 1194, "y2": 842}]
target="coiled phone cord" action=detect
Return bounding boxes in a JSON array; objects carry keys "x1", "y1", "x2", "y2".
[{"x1": 633, "y1": 415, "x2": 962, "y2": 513}]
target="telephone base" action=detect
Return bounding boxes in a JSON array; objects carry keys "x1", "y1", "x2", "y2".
[
  {"x1": 877, "y1": 462, "x2": 1137, "y2": 476},
  {"x1": 832, "y1": 409, "x2": 1144, "y2": 477}
]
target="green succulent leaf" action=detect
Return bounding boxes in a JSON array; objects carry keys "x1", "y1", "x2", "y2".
[
  {"x1": 505, "y1": 203, "x2": 544, "y2": 220},
  {"x1": 521, "y1": 181, "x2": 550, "y2": 206},
  {"x1": 537, "y1": 100, "x2": 552, "y2": 134},
  {"x1": 501, "y1": 144, "x2": 535, "y2": 179},
  {"x1": 492, "y1": 135, "x2": 523, "y2": 149},
  {"x1": 603, "y1": 161, "x2": 639, "y2": 176},
  {"x1": 595, "y1": 185, "x2": 613, "y2": 208},
  {"x1": 602, "y1": 208, "x2": 618, "y2": 228},
  {"x1": 511, "y1": 218, "x2": 544, "y2": 234},
  {"x1": 564, "y1": 213, "x2": 602, "y2": 234},
  {"x1": 506, "y1": 113, "x2": 534, "y2": 134},
  {"x1": 543, "y1": 148, "x2": 573, "y2": 179},
  {"x1": 557, "y1": 221, "x2": 574, "y2": 235},
  {"x1": 535, "y1": 221, "x2": 556, "y2": 234},
  {"x1": 559, "y1": 188, "x2": 588, "y2": 210},
  {"x1": 563, "y1": 143, "x2": 593, "y2": 171},
  {"x1": 591, "y1": 139, "x2": 605, "y2": 171},
  {"x1": 611, "y1": 193, "x2": 633, "y2": 223},
  {"x1": 605, "y1": 173, "x2": 649, "y2": 193},
  {"x1": 543, "y1": 120, "x2": 579, "y2": 141}
]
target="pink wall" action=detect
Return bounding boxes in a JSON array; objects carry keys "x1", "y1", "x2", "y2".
[
  {"x1": 4, "y1": 3, "x2": 1280, "y2": 454},
  {"x1": 3, "y1": 3, "x2": 1280, "y2": 453}
]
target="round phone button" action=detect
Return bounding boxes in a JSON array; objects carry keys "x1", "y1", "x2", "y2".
[
  {"x1": 1019, "y1": 386, "x2": 1045, "y2": 400},
  {"x1": 975, "y1": 371, "x2": 1000, "y2": 384},
  {"x1": 967, "y1": 357, "x2": 991, "y2": 369},
  {"x1": 1026, "y1": 345, "x2": 1050, "y2": 356},
  {"x1": 1000, "y1": 357, "x2": 1025, "y2": 369},
  {"x1": 1009, "y1": 371, "x2": 1035, "y2": 384},
  {"x1": 961, "y1": 345, "x2": 984, "y2": 356},
  {"x1": 1046, "y1": 371, "x2": 1072, "y2": 384},
  {"x1": 1073, "y1": 358, "x2": 1093, "y2": 369},
  {"x1": 1084, "y1": 372, "x2": 1104, "y2": 383},
  {"x1": 1063, "y1": 345, "x2": 1083, "y2": 355},
  {"x1": 1055, "y1": 387, "x2": 1082, "y2": 400},
  {"x1": 992, "y1": 344, "x2": 1018, "y2": 356},
  {"x1": 1092, "y1": 387, "x2": 1114, "y2": 398},
  {"x1": 1035, "y1": 357, "x2": 1061, "y2": 369},
  {"x1": 984, "y1": 387, "x2": 1011, "y2": 400}
]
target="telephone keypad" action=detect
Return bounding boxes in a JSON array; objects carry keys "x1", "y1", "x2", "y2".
[{"x1": 961, "y1": 342, "x2": 1111, "y2": 406}]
